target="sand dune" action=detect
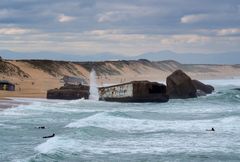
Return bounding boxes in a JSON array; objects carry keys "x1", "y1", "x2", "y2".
[{"x1": 0, "y1": 59, "x2": 240, "y2": 98}]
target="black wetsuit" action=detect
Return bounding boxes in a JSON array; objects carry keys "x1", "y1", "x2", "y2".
[
  {"x1": 37, "y1": 126, "x2": 45, "y2": 129},
  {"x1": 43, "y1": 133, "x2": 55, "y2": 138}
]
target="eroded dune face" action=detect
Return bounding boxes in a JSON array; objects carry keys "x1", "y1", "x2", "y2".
[
  {"x1": 0, "y1": 60, "x2": 29, "y2": 78},
  {"x1": 0, "y1": 59, "x2": 240, "y2": 98}
]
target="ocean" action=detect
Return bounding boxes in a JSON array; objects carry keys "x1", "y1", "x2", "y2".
[{"x1": 0, "y1": 79, "x2": 240, "y2": 162}]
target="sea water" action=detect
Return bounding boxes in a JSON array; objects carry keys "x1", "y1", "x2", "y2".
[{"x1": 0, "y1": 79, "x2": 240, "y2": 162}]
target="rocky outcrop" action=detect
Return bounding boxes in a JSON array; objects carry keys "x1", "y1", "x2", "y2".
[
  {"x1": 166, "y1": 70, "x2": 197, "y2": 99},
  {"x1": 192, "y1": 79, "x2": 214, "y2": 94},
  {"x1": 166, "y1": 70, "x2": 215, "y2": 99},
  {"x1": 232, "y1": 88, "x2": 240, "y2": 91}
]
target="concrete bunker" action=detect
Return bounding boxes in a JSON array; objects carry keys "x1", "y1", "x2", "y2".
[
  {"x1": 47, "y1": 84, "x2": 90, "y2": 100},
  {"x1": 99, "y1": 80, "x2": 169, "y2": 102},
  {"x1": 0, "y1": 80, "x2": 15, "y2": 91}
]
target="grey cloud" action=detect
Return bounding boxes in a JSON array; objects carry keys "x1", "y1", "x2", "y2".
[
  {"x1": 0, "y1": 0, "x2": 240, "y2": 56},
  {"x1": 0, "y1": 0, "x2": 239, "y2": 33}
]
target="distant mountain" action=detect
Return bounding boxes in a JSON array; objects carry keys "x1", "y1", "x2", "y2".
[
  {"x1": 0, "y1": 49, "x2": 239, "y2": 64},
  {"x1": 135, "y1": 51, "x2": 240, "y2": 64},
  {"x1": 0, "y1": 50, "x2": 129, "y2": 61}
]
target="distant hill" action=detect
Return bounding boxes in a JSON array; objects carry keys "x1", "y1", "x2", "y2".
[
  {"x1": 0, "y1": 50, "x2": 128, "y2": 62},
  {"x1": 1, "y1": 59, "x2": 239, "y2": 79},
  {"x1": 135, "y1": 51, "x2": 240, "y2": 64},
  {"x1": 0, "y1": 49, "x2": 240, "y2": 64}
]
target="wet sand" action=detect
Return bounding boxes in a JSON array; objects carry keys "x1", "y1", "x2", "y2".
[
  {"x1": 0, "y1": 98, "x2": 28, "y2": 110},
  {"x1": 0, "y1": 101, "x2": 13, "y2": 110}
]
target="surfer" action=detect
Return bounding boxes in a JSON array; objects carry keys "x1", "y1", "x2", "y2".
[
  {"x1": 206, "y1": 127, "x2": 215, "y2": 131},
  {"x1": 42, "y1": 133, "x2": 55, "y2": 138},
  {"x1": 36, "y1": 126, "x2": 45, "y2": 129}
]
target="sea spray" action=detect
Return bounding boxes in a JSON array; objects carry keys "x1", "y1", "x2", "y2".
[{"x1": 89, "y1": 69, "x2": 99, "y2": 100}]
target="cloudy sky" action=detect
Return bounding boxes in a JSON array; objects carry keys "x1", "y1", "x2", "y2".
[{"x1": 0, "y1": 0, "x2": 240, "y2": 56}]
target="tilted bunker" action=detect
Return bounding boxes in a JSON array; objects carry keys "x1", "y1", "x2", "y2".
[
  {"x1": 99, "y1": 81, "x2": 169, "y2": 102},
  {"x1": 47, "y1": 84, "x2": 89, "y2": 100}
]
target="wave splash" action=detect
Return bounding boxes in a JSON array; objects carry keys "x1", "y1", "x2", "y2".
[{"x1": 89, "y1": 69, "x2": 99, "y2": 101}]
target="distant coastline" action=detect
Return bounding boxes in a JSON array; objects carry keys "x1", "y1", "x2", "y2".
[{"x1": 0, "y1": 58, "x2": 240, "y2": 98}]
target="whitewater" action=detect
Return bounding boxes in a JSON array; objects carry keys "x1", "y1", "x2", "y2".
[{"x1": 0, "y1": 79, "x2": 240, "y2": 162}]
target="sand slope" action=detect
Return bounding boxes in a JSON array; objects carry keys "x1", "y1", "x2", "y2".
[{"x1": 0, "y1": 59, "x2": 240, "y2": 98}]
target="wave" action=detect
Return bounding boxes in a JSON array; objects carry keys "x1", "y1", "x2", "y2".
[
  {"x1": 65, "y1": 111, "x2": 240, "y2": 135},
  {"x1": 3, "y1": 86, "x2": 240, "y2": 162},
  {"x1": 35, "y1": 136, "x2": 74, "y2": 154},
  {"x1": 206, "y1": 89, "x2": 240, "y2": 104},
  {"x1": 34, "y1": 129, "x2": 240, "y2": 157},
  {"x1": 0, "y1": 123, "x2": 19, "y2": 129}
]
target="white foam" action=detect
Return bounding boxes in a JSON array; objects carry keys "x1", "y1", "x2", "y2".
[
  {"x1": 0, "y1": 123, "x2": 19, "y2": 129},
  {"x1": 65, "y1": 112, "x2": 239, "y2": 134},
  {"x1": 159, "y1": 78, "x2": 240, "y2": 87},
  {"x1": 2, "y1": 94, "x2": 239, "y2": 159},
  {"x1": 34, "y1": 131, "x2": 240, "y2": 155},
  {"x1": 35, "y1": 136, "x2": 78, "y2": 154},
  {"x1": 1, "y1": 108, "x2": 29, "y2": 117},
  {"x1": 201, "y1": 79, "x2": 240, "y2": 86}
]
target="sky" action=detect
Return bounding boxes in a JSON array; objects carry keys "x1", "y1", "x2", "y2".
[{"x1": 0, "y1": 0, "x2": 240, "y2": 56}]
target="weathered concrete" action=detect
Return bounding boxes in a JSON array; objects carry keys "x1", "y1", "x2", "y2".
[
  {"x1": 47, "y1": 84, "x2": 89, "y2": 100},
  {"x1": 99, "y1": 81, "x2": 169, "y2": 102}
]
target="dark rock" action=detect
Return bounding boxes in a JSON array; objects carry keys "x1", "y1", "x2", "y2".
[
  {"x1": 192, "y1": 79, "x2": 214, "y2": 94},
  {"x1": 166, "y1": 70, "x2": 197, "y2": 99},
  {"x1": 232, "y1": 88, "x2": 240, "y2": 91}
]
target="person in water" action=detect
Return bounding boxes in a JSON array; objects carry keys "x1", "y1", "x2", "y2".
[
  {"x1": 36, "y1": 126, "x2": 45, "y2": 129},
  {"x1": 206, "y1": 127, "x2": 215, "y2": 131},
  {"x1": 43, "y1": 133, "x2": 55, "y2": 138}
]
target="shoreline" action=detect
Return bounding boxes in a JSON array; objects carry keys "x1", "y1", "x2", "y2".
[
  {"x1": 0, "y1": 99, "x2": 18, "y2": 110},
  {"x1": 0, "y1": 91, "x2": 46, "y2": 99},
  {"x1": 0, "y1": 97, "x2": 30, "y2": 111},
  {"x1": 0, "y1": 77, "x2": 239, "y2": 111},
  {"x1": 0, "y1": 77, "x2": 239, "y2": 100},
  {"x1": 0, "y1": 97, "x2": 11, "y2": 100},
  {"x1": 0, "y1": 77, "x2": 240, "y2": 99}
]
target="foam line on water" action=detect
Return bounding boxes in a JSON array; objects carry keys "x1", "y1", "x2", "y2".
[
  {"x1": 0, "y1": 123, "x2": 19, "y2": 129},
  {"x1": 35, "y1": 136, "x2": 77, "y2": 154},
  {"x1": 65, "y1": 112, "x2": 240, "y2": 133},
  {"x1": 5, "y1": 98, "x2": 100, "y2": 114},
  {"x1": 34, "y1": 133, "x2": 240, "y2": 155},
  {"x1": 201, "y1": 79, "x2": 240, "y2": 86}
]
